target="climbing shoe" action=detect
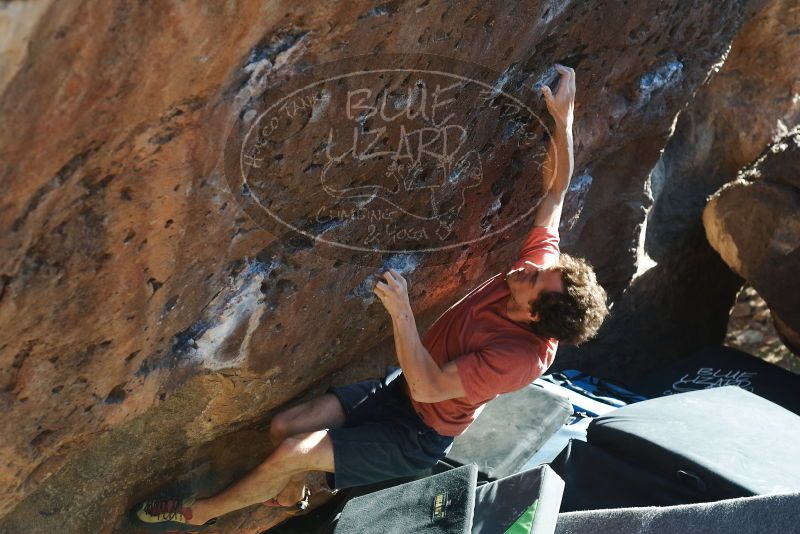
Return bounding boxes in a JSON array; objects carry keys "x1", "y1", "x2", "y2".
[{"x1": 133, "y1": 495, "x2": 217, "y2": 531}]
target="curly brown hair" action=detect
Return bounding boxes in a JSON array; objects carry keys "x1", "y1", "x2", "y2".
[{"x1": 528, "y1": 253, "x2": 608, "y2": 345}]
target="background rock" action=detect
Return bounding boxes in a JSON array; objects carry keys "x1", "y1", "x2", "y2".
[
  {"x1": 556, "y1": 0, "x2": 799, "y2": 382},
  {"x1": 704, "y1": 126, "x2": 800, "y2": 353},
  {"x1": 724, "y1": 285, "x2": 798, "y2": 374},
  {"x1": 0, "y1": 0, "x2": 796, "y2": 532}
]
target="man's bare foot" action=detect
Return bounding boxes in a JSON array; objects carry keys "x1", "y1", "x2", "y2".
[
  {"x1": 185, "y1": 498, "x2": 217, "y2": 526},
  {"x1": 265, "y1": 475, "x2": 307, "y2": 507}
]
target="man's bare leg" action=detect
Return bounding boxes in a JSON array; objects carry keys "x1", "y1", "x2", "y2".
[
  {"x1": 187, "y1": 430, "x2": 335, "y2": 525},
  {"x1": 267, "y1": 393, "x2": 346, "y2": 505},
  {"x1": 186, "y1": 393, "x2": 346, "y2": 523}
]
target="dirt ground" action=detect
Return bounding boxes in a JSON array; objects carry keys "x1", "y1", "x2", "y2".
[{"x1": 724, "y1": 285, "x2": 800, "y2": 375}]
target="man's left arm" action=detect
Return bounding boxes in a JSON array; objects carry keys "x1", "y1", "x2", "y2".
[
  {"x1": 373, "y1": 269, "x2": 466, "y2": 403},
  {"x1": 533, "y1": 64, "x2": 576, "y2": 229}
]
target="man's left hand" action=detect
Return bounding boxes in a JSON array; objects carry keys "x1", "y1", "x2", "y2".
[
  {"x1": 373, "y1": 269, "x2": 412, "y2": 317},
  {"x1": 540, "y1": 63, "x2": 575, "y2": 130}
]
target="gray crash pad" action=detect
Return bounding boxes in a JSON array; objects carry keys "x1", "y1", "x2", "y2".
[
  {"x1": 446, "y1": 384, "x2": 572, "y2": 480},
  {"x1": 554, "y1": 491, "x2": 800, "y2": 534}
]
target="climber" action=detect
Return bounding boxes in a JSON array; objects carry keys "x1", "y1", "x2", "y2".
[{"x1": 132, "y1": 63, "x2": 609, "y2": 530}]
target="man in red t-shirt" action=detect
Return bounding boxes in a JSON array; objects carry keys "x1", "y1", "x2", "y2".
[{"x1": 135, "y1": 65, "x2": 609, "y2": 530}]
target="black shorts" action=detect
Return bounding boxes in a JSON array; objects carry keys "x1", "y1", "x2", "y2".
[{"x1": 325, "y1": 368, "x2": 455, "y2": 490}]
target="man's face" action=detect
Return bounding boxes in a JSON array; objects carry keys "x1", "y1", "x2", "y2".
[{"x1": 504, "y1": 261, "x2": 565, "y2": 322}]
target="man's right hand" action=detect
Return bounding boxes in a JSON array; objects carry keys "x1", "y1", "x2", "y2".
[{"x1": 540, "y1": 64, "x2": 575, "y2": 130}]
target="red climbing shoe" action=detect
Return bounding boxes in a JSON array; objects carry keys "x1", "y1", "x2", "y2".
[{"x1": 133, "y1": 495, "x2": 217, "y2": 531}]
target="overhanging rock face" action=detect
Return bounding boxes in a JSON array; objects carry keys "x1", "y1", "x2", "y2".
[{"x1": 0, "y1": 0, "x2": 791, "y2": 532}]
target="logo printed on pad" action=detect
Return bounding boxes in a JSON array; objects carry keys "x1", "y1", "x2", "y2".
[{"x1": 432, "y1": 492, "x2": 448, "y2": 521}]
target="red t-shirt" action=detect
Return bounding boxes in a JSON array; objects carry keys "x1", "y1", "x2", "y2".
[{"x1": 407, "y1": 225, "x2": 560, "y2": 437}]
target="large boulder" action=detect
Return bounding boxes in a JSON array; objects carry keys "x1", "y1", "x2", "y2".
[
  {"x1": 0, "y1": 0, "x2": 793, "y2": 532},
  {"x1": 704, "y1": 126, "x2": 800, "y2": 353},
  {"x1": 557, "y1": 0, "x2": 799, "y2": 381}
]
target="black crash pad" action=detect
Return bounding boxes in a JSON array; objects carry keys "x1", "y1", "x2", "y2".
[
  {"x1": 549, "y1": 439, "x2": 703, "y2": 512},
  {"x1": 587, "y1": 386, "x2": 800, "y2": 500},
  {"x1": 331, "y1": 464, "x2": 565, "y2": 534},
  {"x1": 631, "y1": 346, "x2": 800, "y2": 416}
]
